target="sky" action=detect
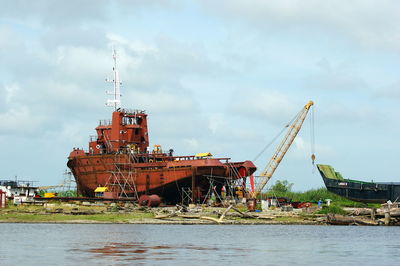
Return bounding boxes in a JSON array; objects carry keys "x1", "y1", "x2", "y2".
[{"x1": 1, "y1": 0, "x2": 400, "y2": 191}]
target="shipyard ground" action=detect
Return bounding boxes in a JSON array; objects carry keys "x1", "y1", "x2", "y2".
[
  {"x1": 2, "y1": 202, "x2": 399, "y2": 225},
  {"x1": 0, "y1": 203, "x2": 323, "y2": 225}
]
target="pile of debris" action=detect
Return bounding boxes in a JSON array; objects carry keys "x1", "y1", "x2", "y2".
[
  {"x1": 151, "y1": 204, "x2": 318, "y2": 224},
  {"x1": 327, "y1": 202, "x2": 400, "y2": 226}
]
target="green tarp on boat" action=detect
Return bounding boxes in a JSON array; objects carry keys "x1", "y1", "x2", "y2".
[{"x1": 317, "y1": 164, "x2": 344, "y2": 181}]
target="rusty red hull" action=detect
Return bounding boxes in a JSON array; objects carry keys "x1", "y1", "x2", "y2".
[
  {"x1": 68, "y1": 152, "x2": 256, "y2": 203},
  {"x1": 67, "y1": 107, "x2": 257, "y2": 203}
]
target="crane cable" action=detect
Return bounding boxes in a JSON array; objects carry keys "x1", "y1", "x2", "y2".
[
  {"x1": 252, "y1": 109, "x2": 302, "y2": 163},
  {"x1": 310, "y1": 105, "x2": 316, "y2": 171}
]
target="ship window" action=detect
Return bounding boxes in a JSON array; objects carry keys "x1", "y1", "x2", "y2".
[{"x1": 135, "y1": 129, "x2": 139, "y2": 135}]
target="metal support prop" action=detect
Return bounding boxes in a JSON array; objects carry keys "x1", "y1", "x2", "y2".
[
  {"x1": 191, "y1": 169, "x2": 196, "y2": 203},
  {"x1": 182, "y1": 187, "x2": 192, "y2": 206}
]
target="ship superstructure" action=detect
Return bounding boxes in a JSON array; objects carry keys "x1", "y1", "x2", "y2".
[{"x1": 67, "y1": 49, "x2": 256, "y2": 204}]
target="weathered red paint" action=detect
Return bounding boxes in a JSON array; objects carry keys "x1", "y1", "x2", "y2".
[
  {"x1": 68, "y1": 109, "x2": 257, "y2": 203},
  {"x1": 139, "y1": 194, "x2": 161, "y2": 207}
]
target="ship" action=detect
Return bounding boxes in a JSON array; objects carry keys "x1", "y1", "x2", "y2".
[
  {"x1": 0, "y1": 179, "x2": 38, "y2": 204},
  {"x1": 317, "y1": 164, "x2": 400, "y2": 203},
  {"x1": 67, "y1": 50, "x2": 256, "y2": 204}
]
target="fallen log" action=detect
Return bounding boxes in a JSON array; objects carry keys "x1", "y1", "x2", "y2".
[
  {"x1": 155, "y1": 213, "x2": 222, "y2": 223},
  {"x1": 218, "y1": 205, "x2": 233, "y2": 223},
  {"x1": 231, "y1": 207, "x2": 255, "y2": 218},
  {"x1": 377, "y1": 208, "x2": 400, "y2": 217},
  {"x1": 154, "y1": 213, "x2": 177, "y2": 219},
  {"x1": 200, "y1": 216, "x2": 221, "y2": 223},
  {"x1": 344, "y1": 208, "x2": 372, "y2": 216},
  {"x1": 177, "y1": 214, "x2": 201, "y2": 219},
  {"x1": 253, "y1": 215, "x2": 273, "y2": 220},
  {"x1": 327, "y1": 214, "x2": 378, "y2": 226}
]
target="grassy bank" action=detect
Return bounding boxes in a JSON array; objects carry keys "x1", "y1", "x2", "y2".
[
  {"x1": 0, "y1": 204, "x2": 154, "y2": 223},
  {"x1": 263, "y1": 187, "x2": 380, "y2": 208},
  {"x1": 0, "y1": 212, "x2": 154, "y2": 223},
  {"x1": 0, "y1": 202, "x2": 323, "y2": 225},
  {"x1": 0, "y1": 185, "x2": 382, "y2": 224}
]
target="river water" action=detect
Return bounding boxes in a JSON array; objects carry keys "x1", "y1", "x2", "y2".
[{"x1": 0, "y1": 224, "x2": 398, "y2": 265}]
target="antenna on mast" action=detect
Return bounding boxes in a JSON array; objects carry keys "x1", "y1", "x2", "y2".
[{"x1": 106, "y1": 47, "x2": 122, "y2": 110}]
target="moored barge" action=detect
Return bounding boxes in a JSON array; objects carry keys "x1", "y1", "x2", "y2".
[{"x1": 317, "y1": 164, "x2": 400, "y2": 203}]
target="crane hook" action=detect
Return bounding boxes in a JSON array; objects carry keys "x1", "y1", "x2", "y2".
[{"x1": 311, "y1": 154, "x2": 316, "y2": 165}]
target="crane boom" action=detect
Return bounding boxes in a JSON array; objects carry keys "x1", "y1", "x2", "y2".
[
  {"x1": 38, "y1": 184, "x2": 64, "y2": 190},
  {"x1": 251, "y1": 100, "x2": 314, "y2": 197}
]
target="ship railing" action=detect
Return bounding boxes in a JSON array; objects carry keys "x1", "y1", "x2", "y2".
[
  {"x1": 172, "y1": 156, "x2": 231, "y2": 163},
  {"x1": 99, "y1": 119, "x2": 112, "y2": 126},
  {"x1": 109, "y1": 148, "x2": 232, "y2": 163},
  {"x1": 121, "y1": 116, "x2": 140, "y2": 126},
  {"x1": 0, "y1": 180, "x2": 39, "y2": 187},
  {"x1": 119, "y1": 108, "x2": 146, "y2": 115}
]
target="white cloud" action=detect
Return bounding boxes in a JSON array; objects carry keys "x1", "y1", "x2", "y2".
[
  {"x1": 304, "y1": 58, "x2": 368, "y2": 91},
  {"x1": 201, "y1": 0, "x2": 400, "y2": 51},
  {"x1": 0, "y1": 0, "x2": 109, "y2": 26},
  {"x1": 54, "y1": 46, "x2": 111, "y2": 82},
  {"x1": 292, "y1": 136, "x2": 335, "y2": 160},
  {"x1": 129, "y1": 90, "x2": 195, "y2": 114},
  {"x1": 56, "y1": 121, "x2": 92, "y2": 146},
  {"x1": 0, "y1": 26, "x2": 25, "y2": 52},
  {"x1": 317, "y1": 102, "x2": 377, "y2": 126},
  {"x1": 208, "y1": 113, "x2": 227, "y2": 134},
  {"x1": 183, "y1": 138, "x2": 200, "y2": 150},
  {"x1": 106, "y1": 33, "x2": 158, "y2": 54},
  {"x1": 376, "y1": 81, "x2": 400, "y2": 99},
  {"x1": 0, "y1": 106, "x2": 45, "y2": 135},
  {"x1": 4, "y1": 83, "x2": 20, "y2": 104},
  {"x1": 230, "y1": 89, "x2": 298, "y2": 125}
]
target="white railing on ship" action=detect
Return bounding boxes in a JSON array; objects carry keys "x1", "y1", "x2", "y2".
[
  {"x1": 119, "y1": 108, "x2": 146, "y2": 115},
  {"x1": 98, "y1": 119, "x2": 112, "y2": 126}
]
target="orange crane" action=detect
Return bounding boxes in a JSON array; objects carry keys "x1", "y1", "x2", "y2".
[{"x1": 249, "y1": 100, "x2": 314, "y2": 199}]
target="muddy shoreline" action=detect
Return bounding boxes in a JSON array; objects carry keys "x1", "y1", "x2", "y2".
[
  {"x1": 1, "y1": 202, "x2": 399, "y2": 226},
  {"x1": 0, "y1": 203, "x2": 324, "y2": 225}
]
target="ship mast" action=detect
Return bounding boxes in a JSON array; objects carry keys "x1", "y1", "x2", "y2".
[{"x1": 106, "y1": 48, "x2": 121, "y2": 110}]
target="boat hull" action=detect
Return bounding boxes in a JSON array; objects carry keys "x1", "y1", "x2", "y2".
[
  {"x1": 68, "y1": 153, "x2": 256, "y2": 203},
  {"x1": 317, "y1": 164, "x2": 400, "y2": 203}
]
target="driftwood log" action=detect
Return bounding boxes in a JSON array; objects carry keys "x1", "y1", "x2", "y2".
[
  {"x1": 377, "y1": 208, "x2": 400, "y2": 217},
  {"x1": 154, "y1": 213, "x2": 177, "y2": 219},
  {"x1": 218, "y1": 205, "x2": 233, "y2": 222},
  {"x1": 231, "y1": 207, "x2": 256, "y2": 218},
  {"x1": 326, "y1": 214, "x2": 378, "y2": 226},
  {"x1": 344, "y1": 208, "x2": 372, "y2": 216},
  {"x1": 344, "y1": 207, "x2": 400, "y2": 218}
]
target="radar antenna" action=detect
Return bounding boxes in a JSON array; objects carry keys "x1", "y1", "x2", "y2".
[{"x1": 106, "y1": 48, "x2": 122, "y2": 110}]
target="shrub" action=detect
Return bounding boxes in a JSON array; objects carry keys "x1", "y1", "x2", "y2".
[
  {"x1": 317, "y1": 205, "x2": 347, "y2": 215},
  {"x1": 262, "y1": 182, "x2": 371, "y2": 208},
  {"x1": 270, "y1": 180, "x2": 293, "y2": 193}
]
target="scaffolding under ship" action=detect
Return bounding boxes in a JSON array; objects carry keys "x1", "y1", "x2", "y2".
[{"x1": 67, "y1": 50, "x2": 256, "y2": 204}]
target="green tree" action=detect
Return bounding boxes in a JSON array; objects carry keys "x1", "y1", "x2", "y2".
[{"x1": 270, "y1": 180, "x2": 293, "y2": 193}]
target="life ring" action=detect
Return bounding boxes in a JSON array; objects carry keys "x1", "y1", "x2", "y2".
[
  {"x1": 149, "y1": 159, "x2": 154, "y2": 163},
  {"x1": 96, "y1": 144, "x2": 101, "y2": 149}
]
